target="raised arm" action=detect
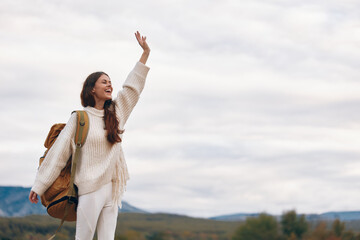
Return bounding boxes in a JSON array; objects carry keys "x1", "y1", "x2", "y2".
[
  {"x1": 135, "y1": 31, "x2": 150, "y2": 65},
  {"x1": 113, "y1": 32, "x2": 150, "y2": 127}
]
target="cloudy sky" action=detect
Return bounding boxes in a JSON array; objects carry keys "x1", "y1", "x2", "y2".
[{"x1": 1, "y1": 0, "x2": 360, "y2": 218}]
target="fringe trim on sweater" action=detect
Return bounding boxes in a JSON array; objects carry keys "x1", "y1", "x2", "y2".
[{"x1": 112, "y1": 156, "x2": 130, "y2": 208}]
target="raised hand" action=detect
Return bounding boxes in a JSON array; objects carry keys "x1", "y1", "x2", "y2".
[{"x1": 135, "y1": 31, "x2": 150, "y2": 53}]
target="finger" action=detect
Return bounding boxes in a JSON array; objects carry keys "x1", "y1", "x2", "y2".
[{"x1": 137, "y1": 34, "x2": 142, "y2": 43}]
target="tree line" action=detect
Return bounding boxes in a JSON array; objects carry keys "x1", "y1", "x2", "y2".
[{"x1": 232, "y1": 210, "x2": 360, "y2": 240}]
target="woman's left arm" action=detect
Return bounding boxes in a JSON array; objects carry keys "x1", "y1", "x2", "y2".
[
  {"x1": 135, "y1": 31, "x2": 150, "y2": 65},
  {"x1": 114, "y1": 32, "x2": 151, "y2": 127}
]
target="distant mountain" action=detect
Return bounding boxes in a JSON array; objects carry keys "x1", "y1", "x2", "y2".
[
  {"x1": 4, "y1": 186, "x2": 360, "y2": 222},
  {"x1": 306, "y1": 211, "x2": 360, "y2": 222},
  {"x1": 0, "y1": 186, "x2": 147, "y2": 217},
  {"x1": 210, "y1": 213, "x2": 260, "y2": 221},
  {"x1": 0, "y1": 186, "x2": 47, "y2": 217},
  {"x1": 121, "y1": 201, "x2": 147, "y2": 213},
  {"x1": 211, "y1": 211, "x2": 360, "y2": 222}
]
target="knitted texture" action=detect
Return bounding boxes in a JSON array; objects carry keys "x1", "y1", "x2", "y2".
[{"x1": 32, "y1": 62, "x2": 150, "y2": 206}]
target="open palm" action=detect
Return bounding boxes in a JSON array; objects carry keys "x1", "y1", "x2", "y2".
[{"x1": 135, "y1": 31, "x2": 150, "y2": 52}]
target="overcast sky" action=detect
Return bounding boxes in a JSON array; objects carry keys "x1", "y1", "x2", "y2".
[{"x1": 1, "y1": 0, "x2": 360, "y2": 218}]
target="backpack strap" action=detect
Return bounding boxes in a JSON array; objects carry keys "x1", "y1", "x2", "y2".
[
  {"x1": 69, "y1": 110, "x2": 89, "y2": 197},
  {"x1": 48, "y1": 110, "x2": 89, "y2": 240},
  {"x1": 74, "y1": 110, "x2": 90, "y2": 148}
]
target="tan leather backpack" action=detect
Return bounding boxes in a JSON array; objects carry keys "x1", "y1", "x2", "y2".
[{"x1": 39, "y1": 111, "x2": 89, "y2": 223}]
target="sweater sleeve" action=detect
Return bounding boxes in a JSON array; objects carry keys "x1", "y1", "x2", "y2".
[
  {"x1": 114, "y1": 61, "x2": 150, "y2": 127},
  {"x1": 31, "y1": 113, "x2": 77, "y2": 196}
]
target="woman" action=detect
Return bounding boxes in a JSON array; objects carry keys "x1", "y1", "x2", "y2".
[{"x1": 29, "y1": 31, "x2": 150, "y2": 239}]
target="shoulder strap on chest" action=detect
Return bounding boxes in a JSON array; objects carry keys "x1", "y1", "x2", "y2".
[{"x1": 73, "y1": 110, "x2": 89, "y2": 147}]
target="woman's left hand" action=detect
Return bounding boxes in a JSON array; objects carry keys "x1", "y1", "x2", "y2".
[{"x1": 135, "y1": 31, "x2": 150, "y2": 53}]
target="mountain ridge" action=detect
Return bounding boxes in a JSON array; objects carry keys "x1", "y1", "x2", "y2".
[
  {"x1": 0, "y1": 186, "x2": 147, "y2": 217},
  {"x1": 210, "y1": 211, "x2": 360, "y2": 222},
  {"x1": 2, "y1": 186, "x2": 360, "y2": 222}
]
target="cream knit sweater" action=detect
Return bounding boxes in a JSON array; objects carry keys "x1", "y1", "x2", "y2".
[{"x1": 32, "y1": 62, "x2": 150, "y2": 206}]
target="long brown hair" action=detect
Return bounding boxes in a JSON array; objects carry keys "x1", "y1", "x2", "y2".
[{"x1": 81, "y1": 72, "x2": 122, "y2": 144}]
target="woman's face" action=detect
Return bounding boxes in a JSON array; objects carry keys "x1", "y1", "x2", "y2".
[{"x1": 92, "y1": 74, "x2": 113, "y2": 102}]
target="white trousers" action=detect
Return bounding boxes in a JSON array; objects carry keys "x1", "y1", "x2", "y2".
[{"x1": 75, "y1": 182, "x2": 118, "y2": 240}]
